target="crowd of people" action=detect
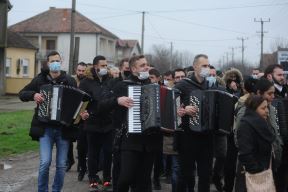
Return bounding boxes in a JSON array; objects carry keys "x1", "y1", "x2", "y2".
[{"x1": 19, "y1": 51, "x2": 288, "y2": 192}]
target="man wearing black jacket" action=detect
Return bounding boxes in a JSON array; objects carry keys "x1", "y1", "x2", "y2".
[
  {"x1": 174, "y1": 54, "x2": 213, "y2": 192},
  {"x1": 19, "y1": 51, "x2": 77, "y2": 192},
  {"x1": 79, "y1": 55, "x2": 114, "y2": 191},
  {"x1": 98, "y1": 55, "x2": 162, "y2": 192}
]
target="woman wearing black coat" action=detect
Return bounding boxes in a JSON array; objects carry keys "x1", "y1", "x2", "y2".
[{"x1": 235, "y1": 95, "x2": 276, "y2": 192}]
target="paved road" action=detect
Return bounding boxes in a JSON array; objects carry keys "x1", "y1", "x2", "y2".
[
  {"x1": 0, "y1": 95, "x2": 35, "y2": 112},
  {"x1": 0, "y1": 96, "x2": 218, "y2": 192}
]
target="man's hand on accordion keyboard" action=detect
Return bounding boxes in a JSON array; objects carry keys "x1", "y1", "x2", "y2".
[
  {"x1": 117, "y1": 96, "x2": 134, "y2": 108},
  {"x1": 184, "y1": 105, "x2": 198, "y2": 117},
  {"x1": 177, "y1": 105, "x2": 186, "y2": 117},
  {"x1": 33, "y1": 93, "x2": 44, "y2": 104},
  {"x1": 80, "y1": 110, "x2": 89, "y2": 120}
]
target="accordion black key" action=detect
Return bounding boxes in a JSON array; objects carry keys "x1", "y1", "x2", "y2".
[
  {"x1": 38, "y1": 84, "x2": 91, "y2": 126},
  {"x1": 160, "y1": 86, "x2": 181, "y2": 130},
  {"x1": 189, "y1": 89, "x2": 237, "y2": 133},
  {"x1": 128, "y1": 84, "x2": 161, "y2": 133},
  {"x1": 272, "y1": 98, "x2": 288, "y2": 132}
]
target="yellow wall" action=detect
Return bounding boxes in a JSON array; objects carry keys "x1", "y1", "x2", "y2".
[
  {"x1": 6, "y1": 47, "x2": 36, "y2": 78},
  {"x1": 6, "y1": 48, "x2": 36, "y2": 94},
  {"x1": 5, "y1": 77, "x2": 33, "y2": 94}
]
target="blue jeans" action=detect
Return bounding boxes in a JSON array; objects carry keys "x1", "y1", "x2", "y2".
[{"x1": 38, "y1": 127, "x2": 69, "y2": 192}]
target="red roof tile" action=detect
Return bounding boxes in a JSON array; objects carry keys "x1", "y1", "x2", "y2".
[{"x1": 9, "y1": 8, "x2": 118, "y2": 39}]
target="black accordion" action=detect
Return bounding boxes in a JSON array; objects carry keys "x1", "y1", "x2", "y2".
[
  {"x1": 38, "y1": 84, "x2": 91, "y2": 126},
  {"x1": 189, "y1": 89, "x2": 237, "y2": 134},
  {"x1": 127, "y1": 84, "x2": 161, "y2": 133},
  {"x1": 160, "y1": 86, "x2": 181, "y2": 130},
  {"x1": 272, "y1": 98, "x2": 288, "y2": 132}
]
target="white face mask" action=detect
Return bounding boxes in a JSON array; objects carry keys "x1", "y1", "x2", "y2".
[
  {"x1": 98, "y1": 68, "x2": 108, "y2": 76},
  {"x1": 138, "y1": 71, "x2": 150, "y2": 80},
  {"x1": 163, "y1": 80, "x2": 169, "y2": 86},
  {"x1": 199, "y1": 67, "x2": 210, "y2": 78},
  {"x1": 206, "y1": 76, "x2": 216, "y2": 87},
  {"x1": 252, "y1": 74, "x2": 258, "y2": 79}
]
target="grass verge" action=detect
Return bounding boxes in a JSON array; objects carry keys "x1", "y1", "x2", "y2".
[{"x1": 0, "y1": 110, "x2": 38, "y2": 158}]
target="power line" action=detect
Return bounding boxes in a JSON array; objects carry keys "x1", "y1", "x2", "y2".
[
  {"x1": 148, "y1": 2, "x2": 288, "y2": 13},
  {"x1": 148, "y1": 13, "x2": 250, "y2": 35}
]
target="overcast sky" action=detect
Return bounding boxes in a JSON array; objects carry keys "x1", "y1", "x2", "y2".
[{"x1": 8, "y1": 0, "x2": 288, "y2": 68}]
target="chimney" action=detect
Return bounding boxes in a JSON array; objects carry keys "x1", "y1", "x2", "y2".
[{"x1": 50, "y1": 7, "x2": 56, "y2": 10}]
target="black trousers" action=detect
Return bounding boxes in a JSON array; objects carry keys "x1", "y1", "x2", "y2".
[
  {"x1": 223, "y1": 132, "x2": 238, "y2": 192},
  {"x1": 153, "y1": 151, "x2": 163, "y2": 180},
  {"x1": 77, "y1": 125, "x2": 87, "y2": 172},
  {"x1": 67, "y1": 142, "x2": 74, "y2": 165},
  {"x1": 213, "y1": 134, "x2": 227, "y2": 179},
  {"x1": 87, "y1": 130, "x2": 114, "y2": 182},
  {"x1": 274, "y1": 144, "x2": 288, "y2": 192},
  {"x1": 117, "y1": 150, "x2": 156, "y2": 192},
  {"x1": 113, "y1": 150, "x2": 121, "y2": 192},
  {"x1": 177, "y1": 133, "x2": 213, "y2": 192}
]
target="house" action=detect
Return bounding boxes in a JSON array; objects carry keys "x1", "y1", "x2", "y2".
[
  {"x1": 5, "y1": 30, "x2": 37, "y2": 94},
  {"x1": 9, "y1": 7, "x2": 118, "y2": 74},
  {"x1": 116, "y1": 39, "x2": 141, "y2": 63}
]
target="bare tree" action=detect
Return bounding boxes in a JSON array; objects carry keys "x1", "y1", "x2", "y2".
[
  {"x1": 147, "y1": 45, "x2": 194, "y2": 73},
  {"x1": 270, "y1": 37, "x2": 288, "y2": 52}
]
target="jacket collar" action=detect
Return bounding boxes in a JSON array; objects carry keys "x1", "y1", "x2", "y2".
[{"x1": 242, "y1": 108, "x2": 275, "y2": 143}]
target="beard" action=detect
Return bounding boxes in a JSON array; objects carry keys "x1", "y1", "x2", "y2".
[{"x1": 272, "y1": 76, "x2": 284, "y2": 85}]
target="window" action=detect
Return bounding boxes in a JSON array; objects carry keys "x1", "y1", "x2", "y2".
[
  {"x1": 46, "y1": 40, "x2": 56, "y2": 50},
  {"x1": 5, "y1": 58, "x2": 11, "y2": 76},
  {"x1": 21, "y1": 58, "x2": 29, "y2": 76}
]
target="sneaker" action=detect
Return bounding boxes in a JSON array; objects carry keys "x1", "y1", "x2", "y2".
[
  {"x1": 89, "y1": 181, "x2": 100, "y2": 192},
  {"x1": 153, "y1": 179, "x2": 161, "y2": 190},
  {"x1": 78, "y1": 171, "x2": 85, "y2": 181},
  {"x1": 103, "y1": 181, "x2": 112, "y2": 191}
]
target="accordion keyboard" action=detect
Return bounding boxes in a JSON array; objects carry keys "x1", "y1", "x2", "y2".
[{"x1": 128, "y1": 86, "x2": 142, "y2": 133}]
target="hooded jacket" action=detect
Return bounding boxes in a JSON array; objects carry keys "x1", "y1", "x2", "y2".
[
  {"x1": 79, "y1": 67, "x2": 114, "y2": 133},
  {"x1": 18, "y1": 69, "x2": 78, "y2": 141},
  {"x1": 223, "y1": 68, "x2": 243, "y2": 97}
]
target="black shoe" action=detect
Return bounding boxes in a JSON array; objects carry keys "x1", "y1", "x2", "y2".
[
  {"x1": 78, "y1": 171, "x2": 85, "y2": 181},
  {"x1": 212, "y1": 175, "x2": 223, "y2": 192},
  {"x1": 153, "y1": 179, "x2": 161, "y2": 190},
  {"x1": 66, "y1": 161, "x2": 75, "y2": 172}
]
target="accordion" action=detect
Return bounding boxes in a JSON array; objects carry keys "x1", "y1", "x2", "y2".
[
  {"x1": 272, "y1": 98, "x2": 288, "y2": 132},
  {"x1": 160, "y1": 86, "x2": 181, "y2": 130},
  {"x1": 128, "y1": 84, "x2": 161, "y2": 133},
  {"x1": 38, "y1": 84, "x2": 91, "y2": 126},
  {"x1": 189, "y1": 89, "x2": 237, "y2": 134}
]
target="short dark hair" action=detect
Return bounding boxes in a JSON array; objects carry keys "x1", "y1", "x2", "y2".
[
  {"x1": 77, "y1": 62, "x2": 87, "y2": 67},
  {"x1": 149, "y1": 68, "x2": 160, "y2": 77},
  {"x1": 93, "y1": 55, "x2": 106, "y2": 65},
  {"x1": 163, "y1": 70, "x2": 174, "y2": 78},
  {"x1": 47, "y1": 51, "x2": 61, "y2": 61},
  {"x1": 245, "y1": 95, "x2": 266, "y2": 111},
  {"x1": 243, "y1": 77, "x2": 258, "y2": 93},
  {"x1": 118, "y1": 58, "x2": 129, "y2": 68},
  {"x1": 255, "y1": 78, "x2": 274, "y2": 95},
  {"x1": 209, "y1": 65, "x2": 215, "y2": 69},
  {"x1": 193, "y1": 54, "x2": 208, "y2": 65},
  {"x1": 174, "y1": 68, "x2": 186, "y2": 76},
  {"x1": 264, "y1": 64, "x2": 283, "y2": 78},
  {"x1": 129, "y1": 55, "x2": 145, "y2": 68}
]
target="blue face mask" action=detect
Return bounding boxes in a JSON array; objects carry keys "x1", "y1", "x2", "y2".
[
  {"x1": 49, "y1": 62, "x2": 61, "y2": 72},
  {"x1": 206, "y1": 76, "x2": 216, "y2": 87}
]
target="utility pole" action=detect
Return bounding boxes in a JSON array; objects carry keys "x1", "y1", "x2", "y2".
[
  {"x1": 254, "y1": 18, "x2": 270, "y2": 69},
  {"x1": 170, "y1": 42, "x2": 173, "y2": 70},
  {"x1": 68, "y1": 0, "x2": 76, "y2": 75},
  {"x1": 230, "y1": 47, "x2": 235, "y2": 65},
  {"x1": 141, "y1": 11, "x2": 145, "y2": 54},
  {"x1": 237, "y1": 37, "x2": 248, "y2": 66},
  {"x1": 226, "y1": 52, "x2": 229, "y2": 65}
]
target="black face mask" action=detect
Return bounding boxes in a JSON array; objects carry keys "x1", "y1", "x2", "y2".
[{"x1": 123, "y1": 71, "x2": 131, "y2": 77}]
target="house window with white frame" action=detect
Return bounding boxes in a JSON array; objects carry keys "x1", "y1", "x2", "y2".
[
  {"x1": 5, "y1": 58, "x2": 11, "y2": 76},
  {"x1": 21, "y1": 58, "x2": 29, "y2": 76}
]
